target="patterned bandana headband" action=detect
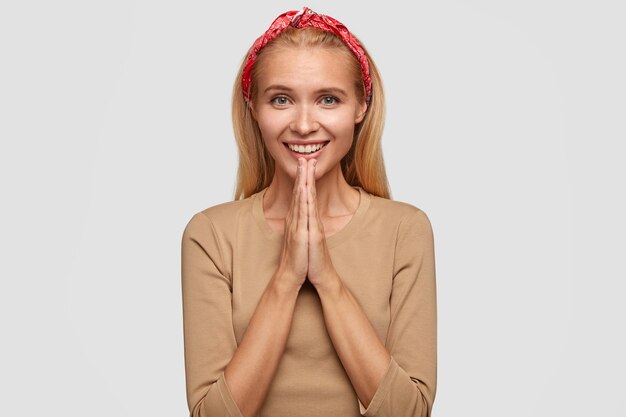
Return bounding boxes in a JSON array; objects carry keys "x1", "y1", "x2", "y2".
[{"x1": 241, "y1": 6, "x2": 372, "y2": 105}]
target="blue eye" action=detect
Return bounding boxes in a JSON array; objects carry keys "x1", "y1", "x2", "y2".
[
  {"x1": 322, "y1": 96, "x2": 340, "y2": 105},
  {"x1": 271, "y1": 96, "x2": 289, "y2": 105}
]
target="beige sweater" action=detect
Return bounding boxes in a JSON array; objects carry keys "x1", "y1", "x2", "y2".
[{"x1": 181, "y1": 186, "x2": 437, "y2": 417}]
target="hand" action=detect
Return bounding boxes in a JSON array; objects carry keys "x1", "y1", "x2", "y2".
[
  {"x1": 305, "y1": 158, "x2": 339, "y2": 289},
  {"x1": 274, "y1": 157, "x2": 309, "y2": 291}
]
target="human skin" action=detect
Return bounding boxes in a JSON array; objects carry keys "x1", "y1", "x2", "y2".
[
  {"x1": 222, "y1": 47, "x2": 391, "y2": 417},
  {"x1": 249, "y1": 47, "x2": 368, "y2": 240}
]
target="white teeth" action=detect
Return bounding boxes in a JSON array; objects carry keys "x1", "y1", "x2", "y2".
[{"x1": 287, "y1": 142, "x2": 327, "y2": 154}]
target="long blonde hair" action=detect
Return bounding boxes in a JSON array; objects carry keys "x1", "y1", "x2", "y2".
[{"x1": 231, "y1": 26, "x2": 391, "y2": 200}]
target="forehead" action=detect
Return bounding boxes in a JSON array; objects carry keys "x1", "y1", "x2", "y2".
[{"x1": 257, "y1": 48, "x2": 354, "y2": 93}]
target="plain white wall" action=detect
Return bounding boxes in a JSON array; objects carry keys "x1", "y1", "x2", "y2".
[{"x1": 1, "y1": 0, "x2": 624, "y2": 415}]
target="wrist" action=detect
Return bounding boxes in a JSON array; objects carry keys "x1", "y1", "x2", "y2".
[
  {"x1": 313, "y1": 271, "x2": 343, "y2": 300},
  {"x1": 270, "y1": 271, "x2": 302, "y2": 298}
]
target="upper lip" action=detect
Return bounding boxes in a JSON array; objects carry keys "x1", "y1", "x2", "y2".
[{"x1": 283, "y1": 140, "x2": 330, "y2": 145}]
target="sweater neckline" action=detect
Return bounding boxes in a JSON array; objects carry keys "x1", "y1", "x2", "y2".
[{"x1": 252, "y1": 185, "x2": 371, "y2": 248}]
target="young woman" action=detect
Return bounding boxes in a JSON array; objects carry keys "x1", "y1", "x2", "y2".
[{"x1": 181, "y1": 7, "x2": 437, "y2": 417}]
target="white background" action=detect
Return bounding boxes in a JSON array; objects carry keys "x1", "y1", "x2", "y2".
[{"x1": 1, "y1": 0, "x2": 624, "y2": 415}]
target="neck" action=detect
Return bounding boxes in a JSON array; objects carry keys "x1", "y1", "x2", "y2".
[{"x1": 263, "y1": 162, "x2": 359, "y2": 219}]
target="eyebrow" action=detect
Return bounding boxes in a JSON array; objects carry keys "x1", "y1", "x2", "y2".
[{"x1": 263, "y1": 84, "x2": 348, "y2": 97}]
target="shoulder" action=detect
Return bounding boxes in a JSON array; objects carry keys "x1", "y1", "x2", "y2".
[
  {"x1": 183, "y1": 193, "x2": 257, "y2": 237},
  {"x1": 367, "y1": 193, "x2": 433, "y2": 233}
]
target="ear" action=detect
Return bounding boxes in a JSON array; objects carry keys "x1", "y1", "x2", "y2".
[
  {"x1": 248, "y1": 100, "x2": 258, "y2": 121},
  {"x1": 354, "y1": 101, "x2": 368, "y2": 124}
]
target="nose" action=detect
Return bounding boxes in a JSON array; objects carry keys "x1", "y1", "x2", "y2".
[{"x1": 289, "y1": 104, "x2": 320, "y2": 135}]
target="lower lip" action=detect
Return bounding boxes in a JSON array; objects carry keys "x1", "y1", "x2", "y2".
[{"x1": 283, "y1": 142, "x2": 329, "y2": 160}]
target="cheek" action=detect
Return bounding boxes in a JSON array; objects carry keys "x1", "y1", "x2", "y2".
[
  {"x1": 257, "y1": 112, "x2": 287, "y2": 139},
  {"x1": 257, "y1": 115, "x2": 287, "y2": 160},
  {"x1": 326, "y1": 111, "x2": 357, "y2": 133},
  {"x1": 257, "y1": 119, "x2": 274, "y2": 138},
  {"x1": 333, "y1": 125, "x2": 357, "y2": 149}
]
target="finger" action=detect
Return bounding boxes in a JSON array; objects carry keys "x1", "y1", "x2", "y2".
[
  {"x1": 299, "y1": 158, "x2": 307, "y2": 232},
  {"x1": 308, "y1": 160, "x2": 322, "y2": 235},
  {"x1": 310, "y1": 159, "x2": 316, "y2": 199},
  {"x1": 288, "y1": 159, "x2": 300, "y2": 217},
  {"x1": 313, "y1": 162, "x2": 325, "y2": 233},
  {"x1": 307, "y1": 159, "x2": 315, "y2": 200},
  {"x1": 292, "y1": 158, "x2": 301, "y2": 199},
  {"x1": 289, "y1": 158, "x2": 304, "y2": 229}
]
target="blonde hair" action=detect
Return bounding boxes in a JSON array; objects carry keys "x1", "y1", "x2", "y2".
[{"x1": 231, "y1": 26, "x2": 391, "y2": 200}]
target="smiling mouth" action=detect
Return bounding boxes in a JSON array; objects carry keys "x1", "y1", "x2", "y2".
[{"x1": 283, "y1": 141, "x2": 330, "y2": 158}]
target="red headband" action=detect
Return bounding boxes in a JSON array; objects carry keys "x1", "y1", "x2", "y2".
[{"x1": 241, "y1": 6, "x2": 372, "y2": 105}]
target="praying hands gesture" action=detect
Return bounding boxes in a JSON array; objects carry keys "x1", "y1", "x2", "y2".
[{"x1": 275, "y1": 157, "x2": 339, "y2": 293}]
